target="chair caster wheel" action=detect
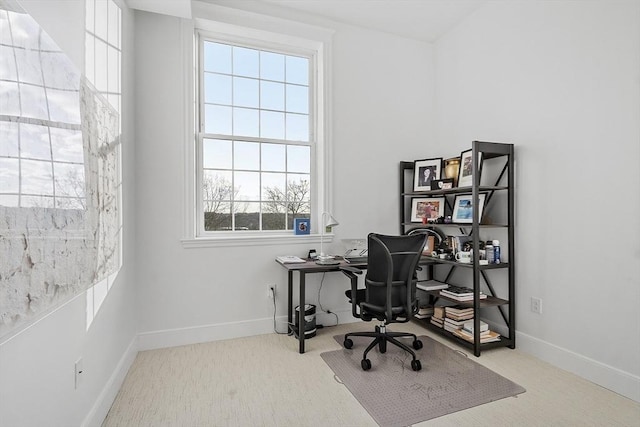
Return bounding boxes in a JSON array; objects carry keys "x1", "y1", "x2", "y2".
[
  {"x1": 361, "y1": 359, "x2": 372, "y2": 370},
  {"x1": 413, "y1": 339, "x2": 423, "y2": 350},
  {"x1": 344, "y1": 338, "x2": 353, "y2": 349},
  {"x1": 411, "y1": 359, "x2": 422, "y2": 371}
]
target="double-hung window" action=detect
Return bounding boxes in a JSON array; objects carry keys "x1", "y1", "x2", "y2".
[{"x1": 196, "y1": 28, "x2": 325, "y2": 238}]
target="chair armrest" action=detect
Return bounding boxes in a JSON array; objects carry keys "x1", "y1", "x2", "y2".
[{"x1": 340, "y1": 266, "x2": 363, "y2": 318}]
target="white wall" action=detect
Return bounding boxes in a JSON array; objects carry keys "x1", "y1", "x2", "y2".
[
  {"x1": 133, "y1": 6, "x2": 434, "y2": 348},
  {"x1": 433, "y1": 0, "x2": 640, "y2": 400},
  {"x1": 0, "y1": 1, "x2": 138, "y2": 425}
]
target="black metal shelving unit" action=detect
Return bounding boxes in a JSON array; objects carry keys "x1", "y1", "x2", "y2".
[{"x1": 400, "y1": 141, "x2": 515, "y2": 356}]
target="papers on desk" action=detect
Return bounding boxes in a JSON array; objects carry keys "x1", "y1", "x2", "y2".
[{"x1": 276, "y1": 255, "x2": 306, "y2": 264}]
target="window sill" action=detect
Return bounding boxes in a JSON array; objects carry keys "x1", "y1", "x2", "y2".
[{"x1": 181, "y1": 233, "x2": 334, "y2": 248}]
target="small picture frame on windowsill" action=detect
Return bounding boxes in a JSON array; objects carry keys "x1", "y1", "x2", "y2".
[{"x1": 294, "y1": 218, "x2": 310, "y2": 235}]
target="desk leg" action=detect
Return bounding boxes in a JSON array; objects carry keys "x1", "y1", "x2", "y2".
[
  {"x1": 287, "y1": 270, "x2": 293, "y2": 335},
  {"x1": 298, "y1": 272, "x2": 306, "y2": 354}
]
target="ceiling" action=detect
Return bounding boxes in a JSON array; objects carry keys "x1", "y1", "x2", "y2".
[
  {"x1": 126, "y1": 0, "x2": 487, "y2": 43},
  {"x1": 259, "y1": 0, "x2": 487, "y2": 42}
]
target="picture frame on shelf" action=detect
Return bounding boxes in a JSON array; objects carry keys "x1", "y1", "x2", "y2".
[
  {"x1": 452, "y1": 193, "x2": 487, "y2": 224},
  {"x1": 430, "y1": 178, "x2": 454, "y2": 191},
  {"x1": 294, "y1": 218, "x2": 310, "y2": 235},
  {"x1": 413, "y1": 158, "x2": 443, "y2": 192},
  {"x1": 457, "y1": 149, "x2": 483, "y2": 187},
  {"x1": 410, "y1": 197, "x2": 445, "y2": 223}
]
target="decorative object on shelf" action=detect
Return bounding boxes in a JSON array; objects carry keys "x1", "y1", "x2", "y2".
[
  {"x1": 443, "y1": 157, "x2": 461, "y2": 186},
  {"x1": 413, "y1": 158, "x2": 443, "y2": 192},
  {"x1": 410, "y1": 197, "x2": 445, "y2": 223},
  {"x1": 294, "y1": 218, "x2": 310, "y2": 235},
  {"x1": 452, "y1": 193, "x2": 487, "y2": 224},
  {"x1": 457, "y1": 149, "x2": 483, "y2": 187},
  {"x1": 316, "y1": 212, "x2": 339, "y2": 265},
  {"x1": 430, "y1": 178, "x2": 454, "y2": 191}
]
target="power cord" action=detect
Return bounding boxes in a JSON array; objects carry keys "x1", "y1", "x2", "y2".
[
  {"x1": 271, "y1": 286, "x2": 288, "y2": 335},
  {"x1": 317, "y1": 273, "x2": 339, "y2": 327}
]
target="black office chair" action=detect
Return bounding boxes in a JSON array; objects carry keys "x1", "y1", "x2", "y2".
[{"x1": 341, "y1": 233, "x2": 427, "y2": 371}]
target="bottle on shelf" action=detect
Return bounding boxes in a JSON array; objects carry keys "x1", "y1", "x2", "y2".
[
  {"x1": 493, "y1": 240, "x2": 501, "y2": 264},
  {"x1": 485, "y1": 241, "x2": 494, "y2": 264}
]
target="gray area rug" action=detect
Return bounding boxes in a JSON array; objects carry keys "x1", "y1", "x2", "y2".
[{"x1": 321, "y1": 334, "x2": 525, "y2": 427}]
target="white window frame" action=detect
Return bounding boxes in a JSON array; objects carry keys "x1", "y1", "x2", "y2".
[{"x1": 181, "y1": 7, "x2": 333, "y2": 248}]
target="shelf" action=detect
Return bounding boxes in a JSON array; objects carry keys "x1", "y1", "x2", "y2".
[
  {"x1": 413, "y1": 317, "x2": 515, "y2": 351},
  {"x1": 403, "y1": 222, "x2": 509, "y2": 228},
  {"x1": 423, "y1": 291, "x2": 509, "y2": 307},
  {"x1": 419, "y1": 257, "x2": 510, "y2": 269},
  {"x1": 402, "y1": 185, "x2": 509, "y2": 197}
]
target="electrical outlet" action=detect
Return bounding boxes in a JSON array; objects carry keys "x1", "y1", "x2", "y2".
[
  {"x1": 267, "y1": 284, "x2": 276, "y2": 299},
  {"x1": 531, "y1": 297, "x2": 542, "y2": 314},
  {"x1": 75, "y1": 358, "x2": 84, "y2": 389}
]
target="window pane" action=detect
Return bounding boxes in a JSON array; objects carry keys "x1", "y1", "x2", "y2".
[
  {"x1": 285, "y1": 113, "x2": 309, "y2": 141},
  {"x1": 0, "y1": 195, "x2": 19, "y2": 207},
  {"x1": 287, "y1": 174, "x2": 310, "y2": 202},
  {"x1": 15, "y1": 47, "x2": 43, "y2": 85},
  {"x1": 203, "y1": 138, "x2": 232, "y2": 169},
  {"x1": 233, "y1": 46, "x2": 258, "y2": 78},
  {"x1": 0, "y1": 121, "x2": 19, "y2": 157},
  {"x1": 204, "y1": 42, "x2": 231, "y2": 74},
  {"x1": 0, "y1": 158, "x2": 19, "y2": 193},
  {"x1": 205, "y1": 104, "x2": 232, "y2": 134},
  {"x1": 234, "y1": 141, "x2": 259, "y2": 170},
  {"x1": 234, "y1": 171, "x2": 259, "y2": 200},
  {"x1": 85, "y1": 36, "x2": 95, "y2": 84},
  {"x1": 0, "y1": 81, "x2": 20, "y2": 116},
  {"x1": 22, "y1": 195, "x2": 54, "y2": 208},
  {"x1": 287, "y1": 145, "x2": 310, "y2": 173},
  {"x1": 260, "y1": 51, "x2": 284, "y2": 81},
  {"x1": 203, "y1": 169, "x2": 233, "y2": 202},
  {"x1": 20, "y1": 84, "x2": 48, "y2": 120},
  {"x1": 54, "y1": 162, "x2": 85, "y2": 198},
  {"x1": 47, "y1": 88, "x2": 81, "y2": 124},
  {"x1": 286, "y1": 84, "x2": 308, "y2": 114},
  {"x1": 260, "y1": 81, "x2": 284, "y2": 111},
  {"x1": 50, "y1": 128, "x2": 84, "y2": 163},
  {"x1": 108, "y1": 45, "x2": 119, "y2": 94},
  {"x1": 108, "y1": 0, "x2": 119, "y2": 47},
  {"x1": 261, "y1": 172, "x2": 286, "y2": 200},
  {"x1": 95, "y1": 38, "x2": 108, "y2": 92},
  {"x1": 204, "y1": 73, "x2": 231, "y2": 105},
  {"x1": 0, "y1": 45, "x2": 17, "y2": 80},
  {"x1": 260, "y1": 111, "x2": 284, "y2": 140},
  {"x1": 261, "y1": 143, "x2": 285, "y2": 171},
  {"x1": 233, "y1": 107, "x2": 259, "y2": 137},
  {"x1": 262, "y1": 208, "x2": 285, "y2": 230},
  {"x1": 20, "y1": 123, "x2": 51, "y2": 160},
  {"x1": 233, "y1": 76, "x2": 258, "y2": 108},
  {"x1": 286, "y1": 56, "x2": 308, "y2": 85},
  {"x1": 235, "y1": 201, "x2": 259, "y2": 230},
  {"x1": 21, "y1": 159, "x2": 53, "y2": 195},
  {"x1": 94, "y1": 0, "x2": 108, "y2": 40}
]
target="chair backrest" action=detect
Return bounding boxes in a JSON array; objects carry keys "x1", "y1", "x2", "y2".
[{"x1": 361, "y1": 233, "x2": 427, "y2": 323}]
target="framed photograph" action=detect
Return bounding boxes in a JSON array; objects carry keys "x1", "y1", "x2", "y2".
[
  {"x1": 457, "y1": 149, "x2": 483, "y2": 187},
  {"x1": 430, "y1": 178, "x2": 454, "y2": 191},
  {"x1": 413, "y1": 158, "x2": 443, "y2": 192},
  {"x1": 294, "y1": 218, "x2": 310, "y2": 235},
  {"x1": 410, "y1": 197, "x2": 445, "y2": 222},
  {"x1": 452, "y1": 193, "x2": 487, "y2": 224}
]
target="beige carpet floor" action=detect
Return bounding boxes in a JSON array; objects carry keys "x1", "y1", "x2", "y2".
[{"x1": 103, "y1": 321, "x2": 640, "y2": 426}]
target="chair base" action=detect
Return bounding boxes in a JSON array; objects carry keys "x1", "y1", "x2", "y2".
[{"x1": 344, "y1": 324, "x2": 423, "y2": 371}]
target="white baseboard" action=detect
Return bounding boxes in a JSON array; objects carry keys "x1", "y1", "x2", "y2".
[
  {"x1": 82, "y1": 336, "x2": 138, "y2": 427},
  {"x1": 137, "y1": 317, "x2": 275, "y2": 351},
  {"x1": 517, "y1": 330, "x2": 640, "y2": 403}
]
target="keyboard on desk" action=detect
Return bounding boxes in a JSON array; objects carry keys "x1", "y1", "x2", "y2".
[{"x1": 344, "y1": 256, "x2": 368, "y2": 264}]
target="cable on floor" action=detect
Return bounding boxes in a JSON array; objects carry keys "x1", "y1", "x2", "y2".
[
  {"x1": 272, "y1": 290, "x2": 288, "y2": 335},
  {"x1": 317, "y1": 272, "x2": 339, "y2": 326}
]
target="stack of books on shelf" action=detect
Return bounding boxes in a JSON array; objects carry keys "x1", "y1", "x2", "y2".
[
  {"x1": 430, "y1": 306, "x2": 445, "y2": 328},
  {"x1": 415, "y1": 306, "x2": 434, "y2": 319},
  {"x1": 452, "y1": 320, "x2": 501, "y2": 343},
  {"x1": 440, "y1": 285, "x2": 487, "y2": 301},
  {"x1": 416, "y1": 280, "x2": 449, "y2": 292},
  {"x1": 445, "y1": 306, "x2": 474, "y2": 321}
]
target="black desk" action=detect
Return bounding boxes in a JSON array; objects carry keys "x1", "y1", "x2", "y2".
[{"x1": 276, "y1": 258, "x2": 366, "y2": 353}]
